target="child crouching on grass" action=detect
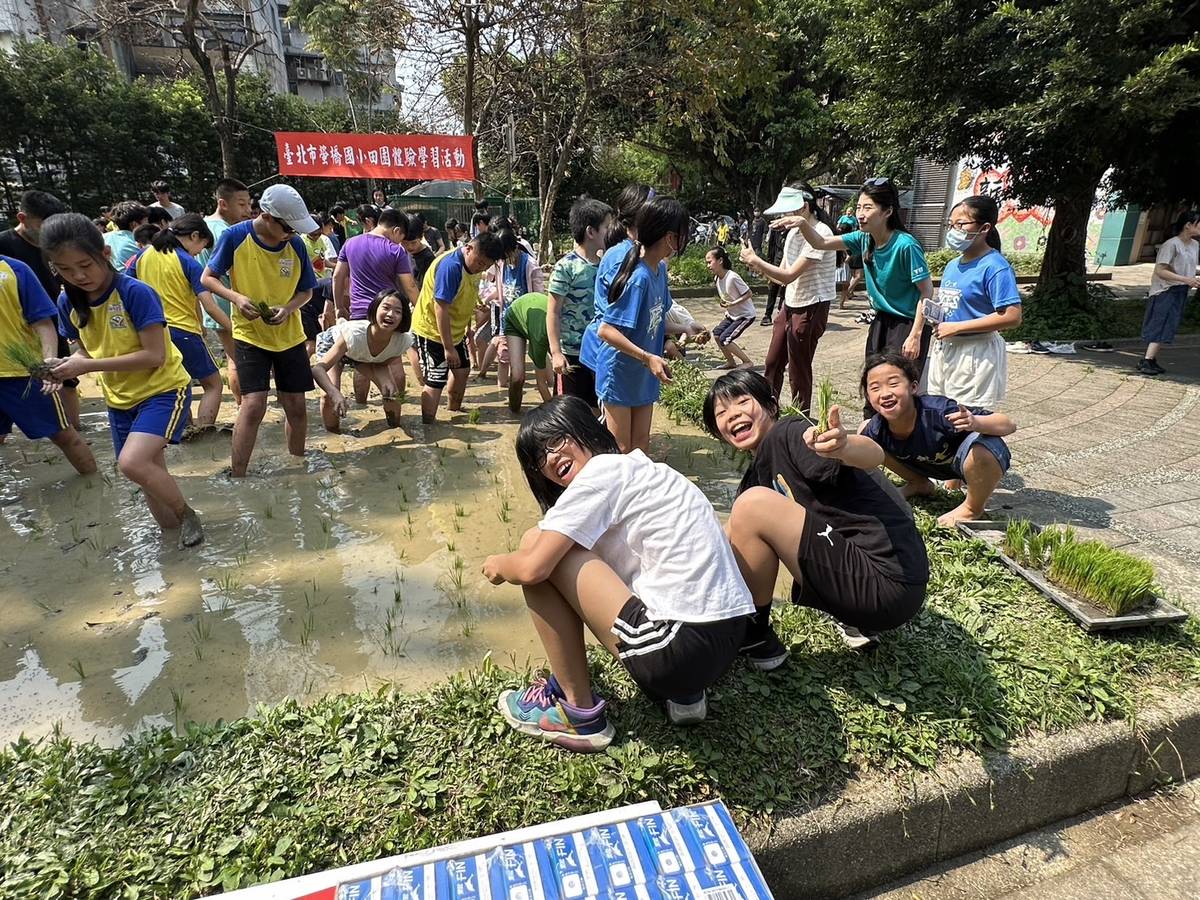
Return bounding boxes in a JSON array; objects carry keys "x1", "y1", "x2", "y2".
[
  {"x1": 311, "y1": 289, "x2": 412, "y2": 433},
  {"x1": 481, "y1": 396, "x2": 756, "y2": 752},
  {"x1": 705, "y1": 369, "x2": 927, "y2": 652},
  {"x1": 859, "y1": 352, "x2": 1016, "y2": 528},
  {"x1": 43, "y1": 213, "x2": 203, "y2": 548}
]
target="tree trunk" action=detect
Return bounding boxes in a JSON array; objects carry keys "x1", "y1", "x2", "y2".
[
  {"x1": 182, "y1": 0, "x2": 240, "y2": 178},
  {"x1": 463, "y1": 11, "x2": 481, "y2": 201},
  {"x1": 1025, "y1": 168, "x2": 1106, "y2": 339}
]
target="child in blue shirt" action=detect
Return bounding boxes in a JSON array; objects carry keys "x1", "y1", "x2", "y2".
[
  {"x1": 859, "y1": 352, "x2": 1016, "y2": 528},
  {"x1": 579, "y1": 196, "x2": 689, "y2": 453},
  {"x1": 926, "y1": 196, "x2": 1022, "y2": 409}
]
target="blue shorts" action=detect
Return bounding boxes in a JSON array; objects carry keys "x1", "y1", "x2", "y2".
[
  {"x1": 952, "y1": 432, "x2": 1011, "y2": 479},
  {"x1": 107, "y1": 386, "x2": 191, "y2": 457},
  {"x1": 170, "y1": 327, "x2": 219, "y2": 380},
  {"x1": 0, "y1": 377, "x2": 69, "y2": 439}
]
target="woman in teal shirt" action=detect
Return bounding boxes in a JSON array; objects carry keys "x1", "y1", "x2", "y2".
[{"x1": 776, "y1": 180, "x2": 934, "y2": 411}]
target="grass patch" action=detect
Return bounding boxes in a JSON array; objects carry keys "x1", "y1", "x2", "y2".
[{"x1": 2, "y1": 511, "x2": 1198, "y2": 897}]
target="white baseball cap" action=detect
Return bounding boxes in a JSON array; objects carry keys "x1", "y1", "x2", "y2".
[
  {"x1": 763, "y1": 185, "x2": 814, "y2": 216},
  {"x1": 259, "y1": 184, "x2": 318, "y2": 235}
]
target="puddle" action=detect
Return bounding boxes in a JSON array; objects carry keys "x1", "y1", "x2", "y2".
[{"x1": 0, "y1": 380, "x2": 741, "y2": 746}]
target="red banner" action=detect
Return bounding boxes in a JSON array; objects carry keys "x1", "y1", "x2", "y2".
[{"x1": 274, "y1": 132, "x2": 475, "y2": 180}]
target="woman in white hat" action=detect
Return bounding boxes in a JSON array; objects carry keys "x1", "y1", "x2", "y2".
[{"x1": 739, "y1": 183, "x2": 837, "y2": 413}]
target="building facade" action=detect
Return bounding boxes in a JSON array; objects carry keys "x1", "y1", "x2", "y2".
[{"x1": 0, "y1": 0, "x2": 397, "y2": 112}]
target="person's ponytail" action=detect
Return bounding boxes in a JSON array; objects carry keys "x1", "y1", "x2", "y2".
[
  {"x1": 953, "y1": 195, "x2": 1003, "y2": 252},
  {"x1": 150, "y1": 228, "x2": 183, "y2": 254},
  {"x1": 607, "y1": 240, "x2": 643, "y2": 305}
]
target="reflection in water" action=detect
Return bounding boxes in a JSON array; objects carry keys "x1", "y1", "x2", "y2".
[{"x1": 0, "y1": 389, "x2": 735, "y2": 747}]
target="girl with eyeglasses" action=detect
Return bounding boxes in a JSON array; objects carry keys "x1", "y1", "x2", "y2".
[
  {"x1": 925, "y1": 195, "x2": 1021, "y2": 409},
  {"x1": 481, "y1": 396, "x2": 756, "y2": 751},
  {"x1": 774, "y1": 179, "x2": 934, "y2": 415}
]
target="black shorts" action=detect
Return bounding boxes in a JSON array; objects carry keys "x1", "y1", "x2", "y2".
[
  {"x1": 57, "y1": 336, "x2": 79, "y2": 389},
  {"x1": 234, "y1": 340, "x2": 314, "y2": 395},
  {"x1": 558, "y1": 355, "x2": 598, "y2": 409},
  {"x1": 413, "y1": 334, "x2": 468, "y2": 390},
  {"x1": 793, "y1": 511, "x2": 926, "y2": 633},
  {"x1": 611, "y1": 596, "x2": 747, "y2": 702}
]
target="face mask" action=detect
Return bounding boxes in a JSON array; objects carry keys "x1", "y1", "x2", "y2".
[{"x1": 946, "y1": 228, "x2": 976, "y2": 252}]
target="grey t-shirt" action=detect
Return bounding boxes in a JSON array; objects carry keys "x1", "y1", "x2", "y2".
[{"x1": 1150, "y1": 235, "x2": 1198, "y2": 297}]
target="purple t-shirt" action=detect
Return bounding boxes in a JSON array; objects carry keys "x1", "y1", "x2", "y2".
[{"x1": 338, "y1": 233, "x2": 413, "y2": 319}]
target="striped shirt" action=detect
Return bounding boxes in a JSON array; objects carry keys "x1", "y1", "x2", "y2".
[{"x1": 783, "y1": 222, "x2": 837, "y2": 308}]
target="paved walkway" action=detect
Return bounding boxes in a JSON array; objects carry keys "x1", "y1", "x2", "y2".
[
  {"x1": 860, "y1": 781, "x2": 1200, "y2": 899},
  {"x1": 682, "y1": 288, "x2": 1200, "y2": 614}
]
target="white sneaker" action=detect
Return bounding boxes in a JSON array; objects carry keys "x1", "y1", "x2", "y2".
[
  {"x1": 833, "y1": 621, "x2": 880, "y2": 651},
  {"x1": 667, "y1": 692, "x2": 707, "y2": 725}
]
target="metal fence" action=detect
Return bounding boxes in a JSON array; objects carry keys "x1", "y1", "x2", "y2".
[{"x1": 384, "y1": 195, "x2": 541, "y2": 236}]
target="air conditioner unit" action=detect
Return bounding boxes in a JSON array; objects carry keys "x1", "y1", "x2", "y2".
[{"x1": 296, "y1": 66, "x2": 308, "y2": 78}]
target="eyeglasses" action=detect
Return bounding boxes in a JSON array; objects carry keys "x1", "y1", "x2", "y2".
[
  {"x1": 863, "y1": 177, "x2": 892, "y2": 188},
  {"x1": 538, "y1": 435, "x2": 569, "y2": 470}
]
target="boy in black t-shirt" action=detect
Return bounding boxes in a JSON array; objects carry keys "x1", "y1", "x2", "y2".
[
  {"x1": 704, "y1": 370, "x2": 928, "y2": 656},
  {"x1": 859, "y1": 352, "x2": 1015, "y2": 528}
]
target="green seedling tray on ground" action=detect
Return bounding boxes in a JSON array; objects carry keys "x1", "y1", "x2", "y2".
[{"x1": 957, "y1": 519, "x2": 1188, "y2": 632}]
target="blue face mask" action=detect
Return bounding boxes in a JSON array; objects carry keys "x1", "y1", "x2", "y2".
[{"x1": 946, "y1": 228, "x2": 976, "y2": 252}]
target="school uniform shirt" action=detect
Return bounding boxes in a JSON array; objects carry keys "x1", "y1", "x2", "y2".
[
  {"x1": 937, "y1": 249, "x2": 1020, "y2": 327},
  {"x1": 337, "y1": 233, "x2": 413, "y2": 320},
  {"x1": 410, "y1": 248, "x2": 484, "y2": 345},
  {"x1": 0, "y1": 229, "x2": 60, "y2": 298},
  {"x1": 840, "y1": 230, "x2": 930, "y2": 319},
  {"x1": 740, "y1": 417, "x2": 928, "y2": 586},
  {"x1": 716, "y1": 269, "x2": 755, "y2": 319},
  {"x1": 861, "y1": 394, "x2": 991, "y2": 481},
  {"x1": 103, "y1": 230, "x2": 141, "y2": 272},
  {"x1": 546, "y1": 250, "x2": 599, "y2": 357},
  {"x1": 785, "y1": 222, "x2": 836, "y2": 308},
  {"x1": 57, "y1": 274, "x2": 190, "y2": 409},
  {"x1": 131, "y1": 247, "x2": 206, "y2": 334},
  {"x1": 1149, "y1": 236, "x2": 1199, "y2": 298},
  {"x1": 204, "y1": 220, "x2": 316, "y2": 352},
  {"x1": 580, "y1": 242, "x2": 673, "y2": 407},
  {"x1": 539, "y1": 450, "x2": 755, "y2": 623},
  {"x1": 0, "y1": 256, "x2": 57, "y2": 378}
]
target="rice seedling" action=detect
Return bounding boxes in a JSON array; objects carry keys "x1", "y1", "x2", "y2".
[
  {"x1": 497, "y1": 497, "x2": 511, "y2": 524},
  {"x1": 1026, "y1": 524, "x2": 1075, "y2": 568},
  {"x1": 68, "y1": 658, "x2": 85, "y2": 680},
  {"x1": 454, "y1": 504, "x2": 466, "y2": 518},
  {"x1": 468, "y1": 409, "x2": 481, "y2": 425},
  {"x1": 815, "y1": 376, "x2": 834, "y2": 434},
  {"x1": 446, "y1": 538, "x2": 456, "y2": 552},
  {"x1": 299, "y1": 610, "x2": 315, "y2": 648},
  {"x1": 449, "y1": 554, "x2": 467, "y2": 591},
  {"x1": 2, "y1": 341, "x2": 52, "y2": 396},
  {"x1": 452, "y1": 518, "x2": 462, "y2": 533},
  {"x1": 1048, "y1": 540, "x2": 1156, "y2": 616},
  {"x1": 1002, "y1": 518, "x2": 1034, "y2": 565},
  {"x1": 170, "y1": 687, "x2": 186, "y2": 732},
  {"x1": 215, "y1": 573, "x2": 241, "y2": 594},
  {"x1": 253, "y1": 301, "x2": 278, "y2": 322}
]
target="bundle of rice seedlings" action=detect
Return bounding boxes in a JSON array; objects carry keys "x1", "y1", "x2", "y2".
[
  {"x1": 1002, "y1": 518, "x2": 1033, "y2": 565},
  {"x1": 1048, "y1": 539, "x2": 1156, "y2": 616},
  {"x1": 815, "y1": 376, "x2": 834, "y2": 434},
  {"x1": 253, "y1": 301, "x2": 278, "y2": 322},
  {"x1": 3, "y1": 340, "x2": 54, "y2": 396},
  {"x1": 1026, "y1": 524, "x2": 1075, "y2": 568}
]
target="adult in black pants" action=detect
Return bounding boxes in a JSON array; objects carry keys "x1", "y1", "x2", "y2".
[
  {"x1": 772, "y1": 179, "x2": 934, "y2": 415},
  {"x1": 759, "y1": 225, "x2": 786, "y2": 325}
]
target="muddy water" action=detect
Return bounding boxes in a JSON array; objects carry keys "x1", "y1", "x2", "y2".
[{"x1": 0, "y1": 378, "x2": 742, "y2": 747}]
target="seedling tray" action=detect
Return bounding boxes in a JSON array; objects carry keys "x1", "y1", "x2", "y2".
[{"x1": 956, "y1": 520, "x2": 1188, "y2": 632}]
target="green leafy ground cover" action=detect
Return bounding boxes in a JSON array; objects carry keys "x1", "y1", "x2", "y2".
[{"x1": 3, "y1": 364, "x2": 1199, "y2": 897}]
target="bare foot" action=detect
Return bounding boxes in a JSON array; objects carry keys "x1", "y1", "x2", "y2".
[
  {"x1": 177, "y1": 507, "x2": 204, "y2": 548},
  {"x1": 717, "y1": 362, "x2": 738, "y2": 370},
  {"x1": 943, "y1": 478, "x2": 963, "y2": 491},
  {"x1": 937, "y1": 503, "x2": 983, "y2": 528},
  {"x1": 900, "y1": 479, "x2": 936, "y2": 500}
]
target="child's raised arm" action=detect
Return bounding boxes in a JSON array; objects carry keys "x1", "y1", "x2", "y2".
[{"x1": 806, "y1": 405, "x2": 885, "y2": 470}]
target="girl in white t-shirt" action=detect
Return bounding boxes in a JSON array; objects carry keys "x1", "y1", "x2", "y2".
[
  {"x1": 482, "y1": 396, "x2": 757, "y2": 752},
  {"x1": 706, "y1": 247, "x2": 755, "y2": 369},
  {"x1": 311, "y1": 289, "x2": 412, "y2": 432}
]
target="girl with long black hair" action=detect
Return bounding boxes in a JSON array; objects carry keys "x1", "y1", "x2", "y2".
[
  {"x1": 579, "y1": 195, "x2": 689, "y2": 453},
  {"x1": 481, "y1": 396, "x2": 755, "y2": 751},
  {"x1": 775, "y1": 179, "x2": 934, "y2": 412}
]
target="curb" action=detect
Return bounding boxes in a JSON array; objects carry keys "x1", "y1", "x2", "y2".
[{"x1": 748, "y1": 688, "x2": 1200, "y2": 898}]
